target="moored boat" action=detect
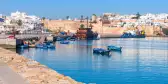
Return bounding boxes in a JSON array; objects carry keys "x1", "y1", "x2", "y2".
[
  {"x1": 29, "y1": 44, "x2": 36, "y2": 48},
  {"x1": 56, "y1": 37, "x2": 65, "y2": 41},
  {"x1": 93, "y1": 48, "x2": 111, "y2": 56},
  {"x1": 18, "y1": 44, "x2": 29, "y2": 49},
  {"x1": 35, "y1": 44, "x2": 44, "y2": 48},
  {"x1": 46, "y1": 43, "x2": 55, "y2": 49},
  {"x1": 42, "y1": 44, "x2": 48, "y2": 49},
  {"x1": 121, "y1": 33, "x2": 145, "y2": 38},
  {"x1": 107, "y1": 45, "x2": 122, "y2": 51},
  {"x1": 60, "y1": 41, "x2": 70, "y2": 44},
  {"x1": 121, "y1": 30, "x2": 145, "y2": 38},
  {"x1": 76, "y1": 28, "x2": 98, "y2": 40},
  {"x1": 36, "y1": 43, "x2": 55, "y2": 49}
]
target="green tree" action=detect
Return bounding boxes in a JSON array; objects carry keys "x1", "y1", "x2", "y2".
[
  {"x1": 92, "y1": 14, "x2": 97, "y2": 23},
  {"x1": 93, "y1": 14, "x2": 96, "y2": 16},
  {"x1": 80, "y1": 15, "x2": 84, "y2": 22},
  {"x1": 80, "y1": 24, "x2": 85, "y2": 28},
  {"x1": 42, "y1": 17, "x2": 46, "y2": 20},
  {"x1": 136, "y1": 12, "x2": 141, "y2": 19}
]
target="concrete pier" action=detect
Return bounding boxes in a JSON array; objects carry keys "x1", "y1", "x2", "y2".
[
  {"x1": 0, "y1": 47, "x2": 82, "y2": 84},
  {"x1": 0, "y1": 61, "x2": 28, "y2": 84},
  {"x1": 0, "y1": 39, "x2": 16, "y2": 49},
  {"x1": 0, "y1": 34, "x2": 53, "y2": 49}
]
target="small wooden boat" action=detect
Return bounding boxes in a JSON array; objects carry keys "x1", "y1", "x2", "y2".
[
  {"x1": 107, "y1": 45, "x2": 122, "y2": 51},
  {"x1": 29, "y1": 44, "x2": 36, "y2": 48},
  {"x1": 93, "y1": 48, "x2": 111, "y2": 55},
  {"x1": 60, "y1": 41, "x2": 70, "y2": 44}
]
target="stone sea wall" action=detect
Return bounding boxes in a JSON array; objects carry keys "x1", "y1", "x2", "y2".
[
  {"x1": 0, "y1": 47, "x2": 82, "y2": 84},
  {"x1": 43, "y1": 20, "x2": 166, "y2": 37}
]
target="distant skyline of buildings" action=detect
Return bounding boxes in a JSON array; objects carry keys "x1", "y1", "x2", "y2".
[
  {"x1": 1, "y1": 0, "x2": 168, "y2": 19},
  {"x1": 0, "y1": 11, "x2": 168, "y2": 36},
  {"x1": 1, "y1": 11, "x2": 168, "y2": 19}
]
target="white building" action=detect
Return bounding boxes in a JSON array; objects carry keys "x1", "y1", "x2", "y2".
[
  {"x1": 140, "y1": 13, "x2": 168, "y2": 20},
  {"x1": 2, "y1": 11, "x2": 42, "y2": 33}
]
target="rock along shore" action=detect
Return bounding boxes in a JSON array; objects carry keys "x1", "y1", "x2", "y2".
[{"x1": 0, "y1": 47, "x2": 83, "y2": 84}]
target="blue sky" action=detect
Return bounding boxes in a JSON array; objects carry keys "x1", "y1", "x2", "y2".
[{"x1": 0, "y1": 0, "x2": 168, "y2": 19}]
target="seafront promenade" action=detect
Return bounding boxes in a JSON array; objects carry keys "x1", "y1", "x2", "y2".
[
  {"x1": 0, "y1": 60, "x2": 28, "y2": 84},
  {"x1": 0, "y1": 47, "x2": 82, "y2": 84}
]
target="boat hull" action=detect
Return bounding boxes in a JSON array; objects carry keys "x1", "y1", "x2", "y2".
[
  {"x1": 18, "y1": 44, "x2": 29, "y2": 49},
  {"x1": 121, "y1": 34, "x2": 145, "y2": 38},
  {"x1": 60, "y1": 41, "x2": 70, "y2": 44},
  {"x1": 107, "y1": 46, "x2": 122, "y2": 51},
  {"x1": 93, "y1": 48, "x2": 111, "y2": 56}
]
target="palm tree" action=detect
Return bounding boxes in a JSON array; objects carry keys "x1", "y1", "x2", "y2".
[
  {"x1": 136, "y1": 12, "x2": 141, "y2": 19},
  {"x1": 99, "y1": 16, "x2": 103, "y2": 22},
  {"x1": 86, "y1": 16, "x2": 89, "y2": 28},
  {"x1": 80, "y1": 15, "x2": 84, "y2": 22},
  {"x1": 66, "y1": 16, "x2": 69, "y2": 20}
]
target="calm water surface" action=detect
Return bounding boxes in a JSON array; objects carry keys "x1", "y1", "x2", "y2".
[{"x1": 16, "y1": 37, "x2": 168, "y2": 84}]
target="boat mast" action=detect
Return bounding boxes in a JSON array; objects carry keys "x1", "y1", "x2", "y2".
[{"x1": 86, "y1": 16, "x2": 88, "y2": 28}]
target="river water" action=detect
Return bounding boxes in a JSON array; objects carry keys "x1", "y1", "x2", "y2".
[{"x1": 16, "y1": 37, "x2": 168, "y2": 84}]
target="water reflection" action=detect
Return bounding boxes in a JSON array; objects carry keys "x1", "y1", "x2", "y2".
[{"x1": 17, "y1": 38, "x2": 168, "y2": 84}]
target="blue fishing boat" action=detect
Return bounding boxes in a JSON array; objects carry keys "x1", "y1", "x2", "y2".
[
  {"x1": 36, "y1": 44, "x2": 44, "y2": 48},
  {"x1": 56, "y1": 37, "x2": 64, "y2": 41},
  {"x1": 60, "y1": 41, "x2": 70, "y2": 44},
  {"x1": 47, "y1": 44, "x2": 55, "y2": 49},
  {"x1": 44, "y1": 41, "x2": 52, "y2": 45},
  {"x1": 121, "y1": 31, "x2": 145, "y2": 38},
  {"x1": 70, "y1": 39, "x2": 76, "y2": 41},
  {"x1": 42, "y1": 44, "x2": 48, "y2": 49},
  {"x1": 67, "y1": 37, "x2": 76, "y2": 41},
  {"x1": 93, "y1": 48, "x2": 111, "y2": 55},
  {"x1": 107, "y1": 45, "x2": 122, "y2": 51},
  {"x1": 36, "y1": 42, "x2": 55, "y2": 49}
]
